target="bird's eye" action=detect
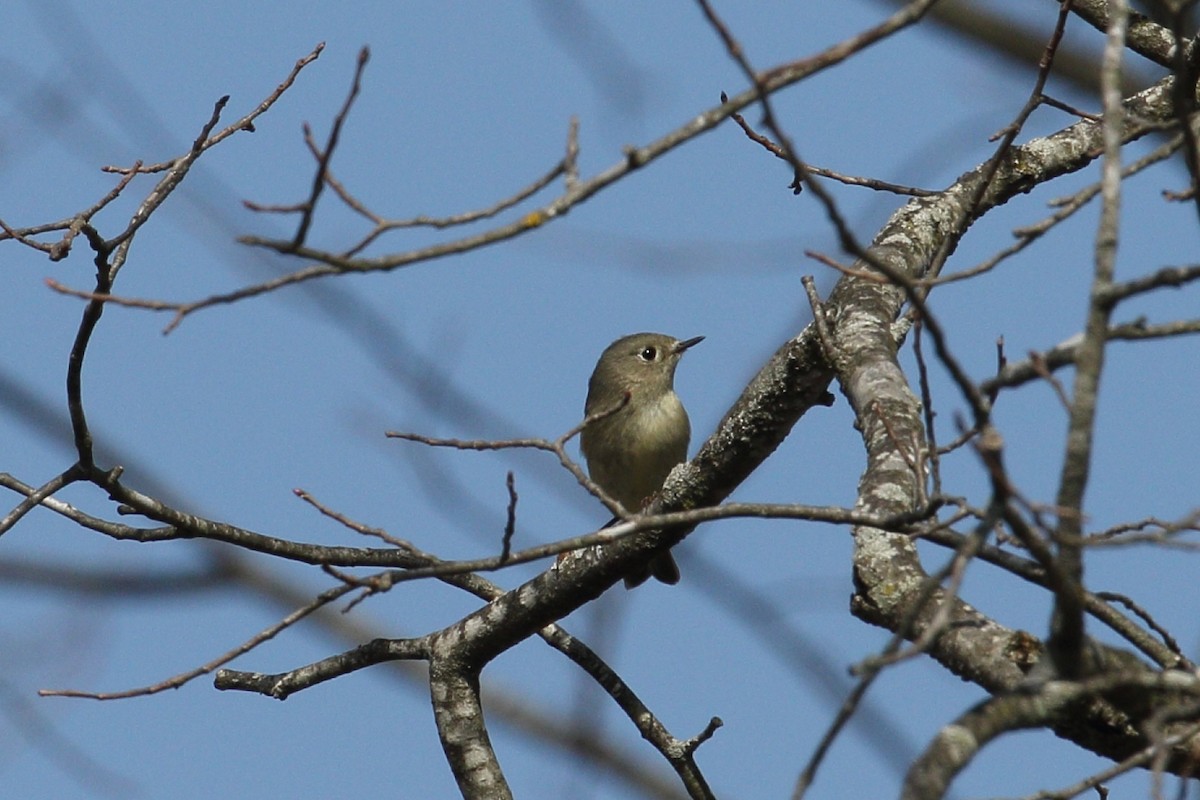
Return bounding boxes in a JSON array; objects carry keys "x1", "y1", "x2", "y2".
[{"x1": 639, "y1": 346, "x2": 658, "y2": 361}]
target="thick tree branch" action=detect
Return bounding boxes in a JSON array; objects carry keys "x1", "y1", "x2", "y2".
[
  {"x1": 430, "y1": 658, "x2": 510, "y2": 800},
  {"x1": 901, "y1": 671, "x2": 1200, "y2": 800}
]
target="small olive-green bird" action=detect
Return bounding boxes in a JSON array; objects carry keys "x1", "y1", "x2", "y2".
[{"x1": 580, "y1": 332, "x2": 703, "y2": 588}]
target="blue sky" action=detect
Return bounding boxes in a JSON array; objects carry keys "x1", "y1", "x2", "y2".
[{"x1": 2, "y1": 1, "x2": 1198, "y2": 798}]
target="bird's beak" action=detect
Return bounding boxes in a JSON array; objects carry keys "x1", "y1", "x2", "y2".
[{"x1": 674, "y1": 335, "x2": 705, "y2": 354}]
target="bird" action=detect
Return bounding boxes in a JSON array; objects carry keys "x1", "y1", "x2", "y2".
[{"x1": 580, "y1": 332, "x2": 703, "y2": 588}]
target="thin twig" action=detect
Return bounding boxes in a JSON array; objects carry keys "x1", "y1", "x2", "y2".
[
  {"x1": 1030, "y1": 351, "x2": 1073, "y2": 411},
  {"x1": 0, "y1": 468, "x2": 79, "y2": 536},
  {"x1": 1094, "y1": 591, "x2": 1186, "y2": 658},
  {"x1": 291, "y1": 46, "x2": 370, "y2": 250},
  {"x1": 40, "y1": 580, "x2": 357, "y2": 699},
  {"x1": 101, "y1": 43, "x2": 326, "y2": 175},
  {"x1": 912, "y1": 316, "x2": 941, "y2": 496},
  {"x1": 501, "y1": 471, "x2": 517, "y2": 562},
  {"x1": 723, "y1": 91, "x2": 934, "y2": 197}
]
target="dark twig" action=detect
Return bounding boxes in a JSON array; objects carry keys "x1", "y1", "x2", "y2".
[
  {"x1": 801, "y1": 275, "x2": 838, "y2": 366},
  {"x1": 1013, "y1": 721, "x2": 1200, "y2": 800},
  {"x1": 1094, "y1": 591, "x2": 1186, "y2": 659},
  {"x1": 982, "y1": 318, "x2": 1200, "y2": 395},
  {"x1": 988, "y1": 337, "x2": 1007, "y2": 406},
  {"x1": 723, "y1": 91, "x2": 934, "y2": 197},
  {"x1": 1037, "y1": 93, "x2": 1103, "y2": 121},
  {"x1": 107, "y1": 96, "x2": 231, "y2": 280},
  {"x1": 1030, "y1": 352, "x2": 1073, "y2": 412},
  {"x1": 101, "y1": 43, "x2": 326, "y2": 175},
  {"x1": 804, "y1": 249, "x2": 886, "y2": 283},
  {"x1": 294, "y1": 488, "x2": 415, "y2": 550},
  {"x1": 1099, "y1": 264, "x2": 1200, "y2": 305},
  {"x1": 41, "y1": 580, "x2": 357, "y2": 699},
  {"x1": 390, "y1": 393, "x2": 633, "y2": 518},
  {"x1": 45, "y1": 279, "x2": 182, "y2": 312},
  {"x1": 272, "y1": 117, "x2": 579, "y2": 258},
  {"x1": 1085, "y1": 512, "x2": 1200, "y2": 547},
  {"x1": 0, "y1": 163, "x2": 140, "y2": 261},
  {"x1": 501, "y1": 471, "x2": 517, "y2": 562},
  {"x1": 912, "y1": 316, "x2": 941, "y2": 496},
  {"x1": 291, "y1": 46, "x2": 369, "y2": 250}
]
